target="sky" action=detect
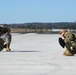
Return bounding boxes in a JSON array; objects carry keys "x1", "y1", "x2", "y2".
[{"x1": 0, "y1": 0, "x2": 76, "y2": 24}]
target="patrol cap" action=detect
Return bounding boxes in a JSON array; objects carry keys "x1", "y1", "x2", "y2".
[{"x1": 60, "y1": 29, "x2": 68, "y2": 34}]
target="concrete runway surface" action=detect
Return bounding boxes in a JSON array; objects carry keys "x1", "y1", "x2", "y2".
[{"x1": 0, "y1": 33, "x2": 76, "y2": 75}]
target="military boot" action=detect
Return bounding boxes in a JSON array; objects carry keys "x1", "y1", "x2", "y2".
[
  {"x1": 63, "y1": 50, "x2": 74, "y2": 56},
  {"x1": 4, "y1": 43, "x2": 11, "y2": 52}
]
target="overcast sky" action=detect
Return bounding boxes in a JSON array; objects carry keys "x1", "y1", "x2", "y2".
[{"x1": 0, "y1": 0, "x2": 76, "y2": 24}]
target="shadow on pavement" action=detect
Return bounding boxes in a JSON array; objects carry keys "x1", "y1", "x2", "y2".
[{"x1": 1, "y1": 50, "x2": 40, "y2": 52}]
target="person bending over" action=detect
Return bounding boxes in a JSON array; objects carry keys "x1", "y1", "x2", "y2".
[
  {"x1": 0, "y1": 28, "x2": 12, "y2": 52},
  {"x1": 59, "y1": 29, "x2": 76, "y2": 56}
]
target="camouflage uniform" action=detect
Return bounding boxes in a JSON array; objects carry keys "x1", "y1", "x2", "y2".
[
  {"x1": 59, "y1": 29, "x2": 76, "y2": 56},
  {"x1": 61, "y1": 30, "x2": 76, "y2": 56},
  {"x1": 0, "y1": 27, "x2": 12, "y2": 51},
  {"x1": 61, "y1": 31, "x2": 76, "y2": 56}
]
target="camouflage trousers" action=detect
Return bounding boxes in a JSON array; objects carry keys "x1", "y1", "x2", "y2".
[
  {"x1": 63, "y1": 42, "x2": 76, "y2": 56},
  {"x1": 58, "y1": 37, "x2": 76, "y2": 56},
  {"x1": 0, "y1": 43, "x2": 11, "y2": 51},
  {"x1": 65, "y1": 41, "x2": 76, "y2": 55}
]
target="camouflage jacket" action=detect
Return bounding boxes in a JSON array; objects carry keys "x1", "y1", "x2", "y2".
[{"x1": 64, "y1": 31, "x2": 76, "y2": 43}]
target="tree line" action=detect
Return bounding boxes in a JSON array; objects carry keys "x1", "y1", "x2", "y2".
[
  {"x1": 7, "y1": 22, "x2": 76, "y2": 30},
  {"x1": 1, "y1": 22, "x2": 76, "y2": 33}
]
